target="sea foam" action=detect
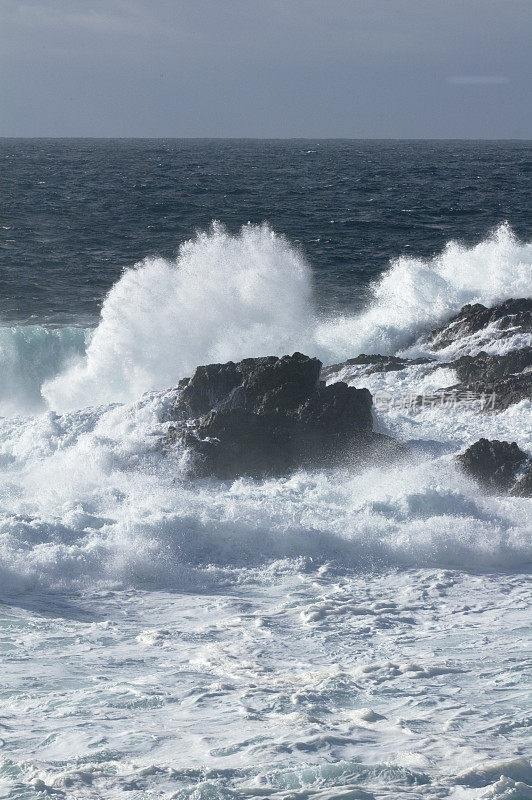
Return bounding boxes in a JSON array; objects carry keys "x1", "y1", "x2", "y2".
[{"x1": 0, "y1": 221, "x2": 531, "y2": 593}]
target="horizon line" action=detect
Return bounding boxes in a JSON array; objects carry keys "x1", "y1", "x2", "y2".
[{"x1": 1, "y1": 136, "x2": 531, "y2": 142}]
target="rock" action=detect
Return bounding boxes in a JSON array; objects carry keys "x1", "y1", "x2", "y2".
[
  {"x1": 164, "y1": 352, "x2": 404, "y2": 479},
  {"x1": 457, "y1": 438, "x2": 531, "y2": 495},
  {"x1": 172, "y1": 354, "x2": 341, "y2": 420},
  {"x1": 322, "y1": 300, "x2": 532, "y2": 413},
  {"x1": 427, "y1": 298, "x2": 532, "y2": 351},
  {"x1": 321, "y1": 354, "x2": 432, "y2": 381},
  {"x1": 443, "y1": 346, "x2": 532, "y2": 410},
  {"x1": 421, "y1": 326, "x2": 532, "y2": 412},
  {"x1": 451, "y1": 347, "x2": 531, "y2": 384},
  {"x1": 179, "y1": 408, "x2": 295, "y2": 478},
  {"x1": 450, "y1": 373, "x2": 532, "y2": 411}
]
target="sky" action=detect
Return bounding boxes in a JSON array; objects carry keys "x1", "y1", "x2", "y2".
[{"x1": 1, "y1": 0, "x2": 530, "y2": 138}]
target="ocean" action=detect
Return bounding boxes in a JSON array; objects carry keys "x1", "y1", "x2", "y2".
[{"x1": 0, "y1": 139, "x2": 531, "y2": 799}]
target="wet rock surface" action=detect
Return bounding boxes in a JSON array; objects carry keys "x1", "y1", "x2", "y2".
[
  {"x1": 448, "y1": 372, "x2": 531, "y2": 411},
  {"x1": 163, "y1": 300, "x2": 531, "y2": 480},
  {"x1": 451, "y1": 347, "x2": 531, "y2": 384},
  {"x1": 321, "y1": 354, "x2": 432, "y2": 381},
  {"x1": 457, "y1": 438, "x2": 531, "y2": 496},
  {"x1": 442, "y1": 343, "x2": 532, "y2": 411},
  {"x1": 427, "y1": 298, "x2": 532, "y2": 350},
  {"x1": 164, "y1": 352, "x2": 403, "y2": 479},
  {"x1": 323, "y1": 299, "x2": 531, "y2": 412}
]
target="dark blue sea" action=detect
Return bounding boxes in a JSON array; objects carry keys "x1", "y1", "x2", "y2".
[{"x1": 2, "y1": 139, "x2": 530, "y2": 323}]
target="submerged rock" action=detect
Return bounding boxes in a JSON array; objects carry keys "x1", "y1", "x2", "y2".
[
  {"x1": 164, "y1": 352, "x2": 403, "y2": 479},
  {"x1": 427, "y1": 298, "x2": 532, "y2": 350},
  {"x1": 457, "y1": 438, "x2": 531, "y2": 495}
]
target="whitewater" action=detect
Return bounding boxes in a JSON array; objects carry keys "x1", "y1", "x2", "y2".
[{"x1": 1, "y1": 222, "x2": 531, "y2": 800}]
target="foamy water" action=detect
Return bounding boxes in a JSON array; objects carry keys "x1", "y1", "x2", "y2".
[{"x1": 0, "y1": 223, "x2": 531, "y2": 799}]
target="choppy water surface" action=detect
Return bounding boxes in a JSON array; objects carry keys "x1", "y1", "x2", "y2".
[
  {"x1": 2, "y1": 139, "x2": 530, "y2": 323},
  {"x1": 0, "y1": 140, "x2": 531, "y2": 799}
]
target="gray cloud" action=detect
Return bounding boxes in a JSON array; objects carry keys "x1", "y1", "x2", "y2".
[
  {"x1": 1, "y1": 0, "x2": 530, "y2": 137},
  {"x1": 448, "y1": 76, "x2": 510, "y2": 85}
]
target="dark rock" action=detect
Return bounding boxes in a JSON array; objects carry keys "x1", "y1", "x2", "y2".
[
  {"x1": 173, "y1": 353, "x2": 322, "y2": 420},
  {"x1": 164, "y1": 352, "x2": 404, "y2": 479},
  {"x1": 428, "y1": 298, "x2": 532, "y2": 350},
  {"x1": 457, "y1": 438, "x2": 531, "y2": 495},
  {"x1": 451, "y1": 373, "x2": 532, "y2": 411},
  {"x1": 294, "y1": 380, "x2": 372, "y2": 431},
  {"x1": 172, "y1": 361, "x2": 244, "y2": 418},
  {"x1": 441, "y1": 346, "x2": 532, "y2": 411},
  {"x1": 180, "y1": 409, "x2": 294, "y2": 479},
  {"x1": 321, "y1": 300, "x2": 532, "y2": 413},
  {"x1": 321, "y1": 354, "x2": 432, "y2": 381},
  {"x1": 451, "y1": 347, "x2": 532, "y2": 384}
]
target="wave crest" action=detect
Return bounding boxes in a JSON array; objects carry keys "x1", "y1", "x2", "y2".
[
  {"x1": 1, "y1": 222, "x2": 530, "y2": 414},
  {"x1": 316, "y1": 222, "x2": 532, "y2": 358},
  {"x1": 43, "y1": 222, "x2": 313, "y2": 411}
]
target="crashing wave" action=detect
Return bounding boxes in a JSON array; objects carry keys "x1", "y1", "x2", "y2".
[{"x1": 36, "y1": 221, "x2": 532, "y2": 413}]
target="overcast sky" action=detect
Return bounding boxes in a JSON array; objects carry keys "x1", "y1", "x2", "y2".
[{"x1": 1, "y1": 0, "x2": 530, "y2": 138}]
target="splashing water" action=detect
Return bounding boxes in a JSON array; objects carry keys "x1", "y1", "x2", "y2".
[
  {"x1": 0, "y1": 326, "x2": 89, "y2": 416},
  {"x1": 42, "y1": 223, "x2": 314, "y2": 411},
  {"x1": 1, "y1": 220, "x2": 531, "y2": 800},
  {"x1": 316, "y1": 221, "x2": 532, "y2": 358},
  {"x1": 0, "y1": 221, "x2": 524, "y2": 415}
]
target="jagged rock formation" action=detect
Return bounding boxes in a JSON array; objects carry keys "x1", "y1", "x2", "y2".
[
  {"x1": 164, "y1": 352, "x2": 403, "y2": 479},
  {"x1": 321, "y1": 354, "x2": 432, "y2": 381},
  {"x1": 427, "y1": 298, "x2": 532, "y2": 350},
  {"x1": 446, "y1": 347, "x2": 532, "y2": 411},
  {"x1": 162, "y1": 299, "x2": 531, "y2": 480},
  {"x1": 457, "y1": 439, "x2": 531, "y2": 496},
  {"x1": 323, "y1": 299, "x2": 531, "y2": 412}
]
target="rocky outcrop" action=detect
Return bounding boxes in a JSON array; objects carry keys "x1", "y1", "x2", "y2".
[
  {"x1": 322, "y1": 300, "x2": 531, "y2": 412},
  {"x1": 164, "y1": 352, "x2": 404, "y2": 479},
  {"x1": 446, "y1": 373, "x2": 531, "y2": 412},
  {"x1": 457, "y1": 439, "x2": 531, "y2": 496},
  {"x1": 444, "y1": 346, "x2": 532, "y2": 411},
  {"x1": 321, "y1": 354, "x2": 432, "y2": 381},
  {"x1": 161, "y1": 297, "x2": 531, "y2": 480},
  {"x1": 451, "y1": 347, "x2": 531, "y2": 384},
  {"x1": 428, "y1": 298, "x2": 532, "y2": 351}
]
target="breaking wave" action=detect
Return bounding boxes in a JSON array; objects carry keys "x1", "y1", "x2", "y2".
[
  {"x1": 43, "y1": 222, "x2": 314, "y2": 411},
  {"x1": 0, "y1": 222, "x2": 530, "y2": 415},
  {"x1": 0, "y1": 325, "x2": 89, "y2": 416},
  {"x1": 317, "y1": 221, "x2": 532, "y2": 358},
  {"x1": 0, "y1": 221, "x2": 530, "y2": 593}
]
